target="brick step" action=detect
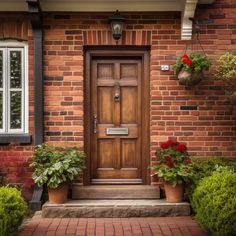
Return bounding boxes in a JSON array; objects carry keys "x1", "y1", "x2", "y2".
[
  {"x1": 42, "y1": 199, "x2": 190, "y2": 218},
  {"x1": 71, "y1": 185, "x2": 160, "y2": 199}
]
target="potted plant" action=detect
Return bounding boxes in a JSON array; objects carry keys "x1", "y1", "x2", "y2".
[
  {"x1": 31, "y1": 144, "x2": 86, "y2": 204},
  {"x1": 173, "y1": 53, "x2": 211, "y2": 86},
  {"x1": 151, "y1": 140, "x2": 194, "y2": 203}
]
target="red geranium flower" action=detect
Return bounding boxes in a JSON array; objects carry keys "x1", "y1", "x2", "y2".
[
  {"x1": 166, "y1": 160, "x2": 174, "y2": 168},
  {"x1": 161, "y1": 143, "x2": 169, "y2": 149},
  {"x1": 182, "y1": 58, "x2": 193, "y2": 67},
  {"x1": 186, "y1": 59, "x2": 193, "y2": 66},
  {"x1": 165, "y1": 156, "x2": 171, "y2": 161},
  {"x1": 184, "y1": 159, "x2": 191, "y2": 164},
  {"x1": 176, "y1": 143, "x2": 187, "y2": 152}
]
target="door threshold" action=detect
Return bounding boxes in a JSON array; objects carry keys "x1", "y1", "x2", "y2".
[{"x1": 91, "y1": 179, "x2": 142, "y2": 184}]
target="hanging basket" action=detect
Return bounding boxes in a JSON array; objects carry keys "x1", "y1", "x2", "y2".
[{"x1": 177, "y1": 69, "x2": 203, "y2": 86}]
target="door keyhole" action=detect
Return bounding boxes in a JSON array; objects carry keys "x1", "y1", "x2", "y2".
[
  {"x1": 114, "y1": 93, "x2": 120, "y2": 102},
  {"x1": 114, "y1": 82, "x2": 120, "y2": 102}
]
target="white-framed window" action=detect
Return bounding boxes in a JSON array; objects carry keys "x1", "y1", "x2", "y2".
[{"x1": 0, "y1": 41, "x2": 28, "y2": 134}]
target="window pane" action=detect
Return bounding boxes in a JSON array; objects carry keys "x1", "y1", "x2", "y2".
[
  {"x1": 10, "y1": 51, "x2": 22, "y2": 88},
  {"x1": 10, "y1": 91, "x2": 22, "y2": 129},
  {"x1": 0, "y1": 92, "x2": 2, "y2": 129},
  {"x1": 0, "y1": 51, "x2": 2, "y2": 88}
]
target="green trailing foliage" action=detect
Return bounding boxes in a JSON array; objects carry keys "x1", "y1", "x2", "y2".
[
  {"x1": 0, "y1": 187, "x2": 28, "y2": 236},
  {"x1": 192, "y1": 170, "x2": 236, "y2": 236},
  {"x1": 31, "y1": 144, "x2": 86, "y2": 188}
]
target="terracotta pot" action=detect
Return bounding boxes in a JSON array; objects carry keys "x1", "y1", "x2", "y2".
[
  {"x1": 48, "y1": 182, "x2": 69, "y2": 204},
  {"x1": 164, "y1": 182, "x2": 184, "y2": 203},
  {"x1": 178, "y1": 69, "x2": 203, "y2": 86}
]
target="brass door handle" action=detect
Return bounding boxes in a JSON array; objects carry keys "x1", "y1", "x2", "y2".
[
  {"x1": 114, "y1": 81, "x2": 120, "y2": 102},
  {"x1": 93, "y1": 114, "x2": 98, "y2": 134},
  {"x1": 114, "y1": 93, "x2": 120, "y2": 102}
]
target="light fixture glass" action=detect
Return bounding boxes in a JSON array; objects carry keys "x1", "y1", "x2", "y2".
[{"x1": 109, "y1": 10, "x2": 125, "y2": 41}]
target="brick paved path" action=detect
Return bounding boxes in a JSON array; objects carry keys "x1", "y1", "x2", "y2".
[{"x1": 19, "y1": 216, "x2": 207, "y2": 236}]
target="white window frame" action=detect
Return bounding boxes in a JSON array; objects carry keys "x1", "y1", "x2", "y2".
[
  {"x1": 0, "y1": 49, "x2": 5, "y2": 133},
  {"x1": 0, "y1": 41, "x2": 28, "y2": 134}
]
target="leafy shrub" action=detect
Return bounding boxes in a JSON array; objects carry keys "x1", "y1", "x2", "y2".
[
  {"x1": 192, "y1": 170, "x2": 236, "y2": 236},
  {"x1": 0, "y1": 173, "x2": 5, "y2": 187},
  {"x1": 0, "y1": 187, "x2": 28, "y2": 235},
  {"x1": 191, "y1": 157, "x2": 235, "y2": 179},
  {"x1": 31, "y1": 144, "x2": 86, "y2": 188},
  {"x1": 187, "y1": 157, "x2": 235, "y2": 200},
  {"x1": 0, "y1": 206, "x2": 8, "y2": 236},
  {"x1": 214, "y1": 52, "x2": 236, "y2": 96}
]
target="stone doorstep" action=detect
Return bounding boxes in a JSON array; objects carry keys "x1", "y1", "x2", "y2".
[
  {"x1": 42, "y1": 200, "x2": 190, "y2": 218},
  {"x1": 71, "y1": 185, "x2": 160, "y2": 199}
]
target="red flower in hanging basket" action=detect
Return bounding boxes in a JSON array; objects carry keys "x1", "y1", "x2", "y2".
[
  {"x1": 173, "y1": 53, "x2": 211, "y2": 74},
  {"x1": 181, "y1": 54, "x2": 189, "y2": 59},
  {"x1": 186, "y1": 59, "x2": 193, "y2": 66},
  {"x1": 182, "y1": 58, "x2": 193, "y2": 67}
]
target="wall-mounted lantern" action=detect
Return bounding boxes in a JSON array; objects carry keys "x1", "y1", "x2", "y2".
[{"x1": 109, "y1": 10, "x2": 125, "y2": 42}]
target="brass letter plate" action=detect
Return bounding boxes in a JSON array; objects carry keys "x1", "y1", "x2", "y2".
[{"x1": 106, "y1": 128, "x2": 129, "y2": 136}]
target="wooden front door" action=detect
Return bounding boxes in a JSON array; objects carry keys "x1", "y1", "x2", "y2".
[{"x1": 85, "y1": 49, "x2": 149, "y2": 185}]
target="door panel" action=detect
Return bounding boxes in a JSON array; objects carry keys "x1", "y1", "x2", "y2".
[
  {"x1": 120, "y1": 63, "x2": 137, "y2": 79},
  {"x1": 98, "y1": 87, "x2": 113, "y2": 124},
  {"x1": 121, "y1": 87, "x2": 137, "y2": 124},
  {"x1": 121, "y1": 139, "x2": 137, "y2": 169},
  {"x1": 91, "y1": 58, "x2": 142, "y2": 184},
  {"x1": 97, "y1": 63, "x2": 114, "y2": 79},
  {"x1": 97, "y1": 139, "x2": 115, "y2": 169}
]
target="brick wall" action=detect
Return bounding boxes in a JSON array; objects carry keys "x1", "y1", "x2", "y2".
[
  {"x1": 0, "y1": 0, "x2": 235, "y2": 195},
  {"x1": 43, "y1": 1, "x2": 236, "y2": 156},
  {"x1": 0, "y1": 14, "x2": 34, "y2": 199}
]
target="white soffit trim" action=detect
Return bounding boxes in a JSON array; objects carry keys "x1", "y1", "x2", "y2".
[
  {"x1": 0, "y1": 0, "x2": 182, "y2": 12},
  {"x1": 41, "y1": 0, "x2": 182, "y2": 12},
  {"x1": 0, "y1": 0, "x2": 28, "y2": 11},
  {"x1": 0, "y1": 0, "x2": 216, "y2": 12},
  {"x1": 181, "y1": 0, "x2": 198, "y2": 40}
]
